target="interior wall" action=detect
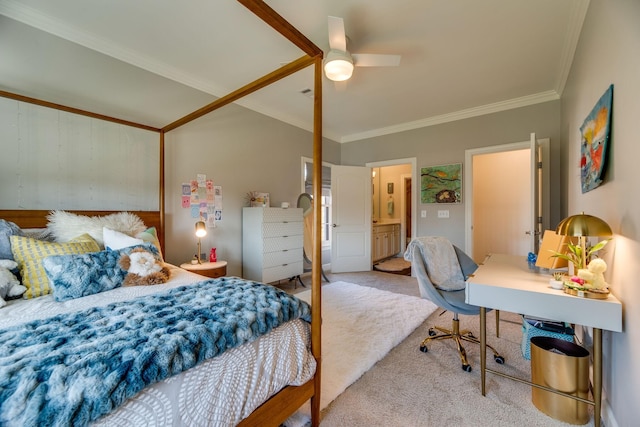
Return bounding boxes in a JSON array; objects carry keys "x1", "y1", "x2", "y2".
[
  {"x1": 560, "y1": 1, "x2": 640, "y2": 425},
  {"x1": 341, "y1": 101, "x2": 562, "y2": 249},
  {"x1": 164, "y1": 103, "x2": 340, "y2": 275},
  {"x1": 0, "y1": 97, "x2": 159, "y2": 211}
]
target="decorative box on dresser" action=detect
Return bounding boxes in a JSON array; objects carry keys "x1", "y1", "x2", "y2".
[{"x1": 242, "y1": 207, "x2": 303, "y2": 284}]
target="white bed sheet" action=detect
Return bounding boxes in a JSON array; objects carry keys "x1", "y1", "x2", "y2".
[{"x1": 1, "y1": 265, "x2": 316, "y2": 426}]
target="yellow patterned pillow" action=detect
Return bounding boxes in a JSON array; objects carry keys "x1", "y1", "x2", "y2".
[{"x1": 10, "y1": 233, "x2": 100, "y2": 299}]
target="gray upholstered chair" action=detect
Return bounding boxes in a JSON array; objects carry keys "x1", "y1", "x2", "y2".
[{"x1": 404, "y1": 236, "x2": 504, "y2": 372}]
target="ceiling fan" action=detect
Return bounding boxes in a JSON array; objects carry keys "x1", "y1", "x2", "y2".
[{"x1": 324, "y1": 16, "x2": 401, "y2": 82}]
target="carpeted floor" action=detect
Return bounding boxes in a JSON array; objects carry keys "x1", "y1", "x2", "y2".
[
  {"x1": 285, "y1": 281, "x2": 437, "y2": 425},
  {"x1": 278, "y1": 271, "x2": 595, "y2": 427}
]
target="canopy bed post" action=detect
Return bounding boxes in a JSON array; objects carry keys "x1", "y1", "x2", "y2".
[
  {"x1": 310, "y1": 55, "x2": 323, "y2": 426},
  {"x1": 159, "y1": 130, "x2": 166, "y2": 250}
]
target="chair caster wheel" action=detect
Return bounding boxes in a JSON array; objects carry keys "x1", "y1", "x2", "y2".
[
  {"x1": 494, "y1": 355, "x2": 505, "y2": 364},
  {"x1": 420, "y1": 345, "x2": 429, "y2": 353},
  {"x1": 467, "y1": 332, "x2": 475, "y2": 338},
  {"x1": 428, "y1": 329, "x2": 437, "y2": 337},
  {"x1": 462, "y1": 364, "x2": 472, "y2": 372}
]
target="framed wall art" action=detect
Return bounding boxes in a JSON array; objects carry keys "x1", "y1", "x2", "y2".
[
  {"x1": 580, "y1": 84, "x2": 613, "y2": 193},
  {"x1": 420, "y1": 163, "x2": 462, "y2": 203}
]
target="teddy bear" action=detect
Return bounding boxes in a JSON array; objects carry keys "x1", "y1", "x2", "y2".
[
  {"x1": 0, "y1": 259, "x2": 27, "y2": 308},
  {"x1": 119, "y1": 247, "x2": 170, "y2": 287},
  {"x1": 577, "y1": 258, "x2": 608, "y2": 290}
]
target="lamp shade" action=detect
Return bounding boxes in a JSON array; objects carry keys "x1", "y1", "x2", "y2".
[
  {"x1": 324, "y1": 49, "x2": 354, "y2": 81},
  {"x1": 555, "y1": 213, "x2": 612, "y2": 237},
  {"x1": 195, "y1": 221, "x2": 207, "y2": 238}
]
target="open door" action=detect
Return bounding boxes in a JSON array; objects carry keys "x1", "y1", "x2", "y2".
[
  {"x1": 330, "y1": 165, "x2": 372, "y2": 273},
  {"x1": 529, "y1": 132, "x2": 542, "y2": 254}
]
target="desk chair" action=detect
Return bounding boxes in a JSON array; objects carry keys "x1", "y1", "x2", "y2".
[{"x1": 404, "y1": 237, "x2": 504, "y2": 372}]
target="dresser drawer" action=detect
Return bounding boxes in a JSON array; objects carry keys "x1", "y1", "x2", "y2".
[
  {"x1": 263, "y1": 247, "x2": 302, "y2": 268},
  {"x1": 262, "y1": 221, "x2": 303, "y2": 238},
  {"x1": 261, "y1": 261, "x2": 303, "y2": 284},
  {"x1": 263, "y1": 235, "x2": 302, "y2": 252},
  {"x1": 262, "y1": 208, "x2": 302, "y2": 223}
]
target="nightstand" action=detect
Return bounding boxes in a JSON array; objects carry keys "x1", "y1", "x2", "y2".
[{"x1": 180, "y1": 260, "x2": 228, "y2": 279}]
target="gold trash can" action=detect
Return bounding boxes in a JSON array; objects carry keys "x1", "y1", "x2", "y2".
[{"x1": 530, "y1": 336, "x2": 590, "y2": 425}]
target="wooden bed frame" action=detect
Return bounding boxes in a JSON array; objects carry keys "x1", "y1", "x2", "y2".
[{"x1": 0, "y1": 1, "x2": 324, "y2": 426}]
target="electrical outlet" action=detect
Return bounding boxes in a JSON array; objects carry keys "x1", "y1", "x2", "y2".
[
  {"x1": 421, "y1": 210, "x2": 427, "y2": 218},
  {"x1": 437, "y1": 210, "x2": 450, "y2": 218}
]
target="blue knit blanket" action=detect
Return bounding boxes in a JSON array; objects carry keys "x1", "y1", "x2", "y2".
[{"x1": 0, "y1": 278, "x2": 311, "y2": 427}]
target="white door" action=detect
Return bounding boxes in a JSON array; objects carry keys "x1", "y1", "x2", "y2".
[
  {"x1": 464, "y1": 136, "x2": 549, "y2": 261},
  {"x1": 331, "y1": 165, "x2": 372, "y2": 272},
  {"x1": 529, "y1": 132, "x2": 542, "y2": 254}
]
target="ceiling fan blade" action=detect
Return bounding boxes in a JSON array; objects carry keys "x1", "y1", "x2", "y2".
[
  {"x1": 352, "y1": 54, "x2": 401, "y2": 67},
  {"x1": 328, "y1": 16, "x2": 347, "y2": 52}
]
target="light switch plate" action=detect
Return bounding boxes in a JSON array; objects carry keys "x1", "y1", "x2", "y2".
[
  {"x1": 421, "y1": 210, "x2": 427, "y2": 218},
  {"x1": 437, "y1": 210, "x2": 450, "y2": 218}
]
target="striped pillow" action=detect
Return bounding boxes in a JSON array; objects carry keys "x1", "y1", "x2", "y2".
[{"x1": 10, "y1": 233, "x2": 100, "y2": 299}]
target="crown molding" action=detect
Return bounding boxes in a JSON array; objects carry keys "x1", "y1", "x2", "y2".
[{"x1": 554, "y1": 0, "x2": 590, "y2": 96}]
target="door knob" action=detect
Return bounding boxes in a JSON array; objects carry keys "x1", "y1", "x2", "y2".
[{"x1": 332, "y1": 224, "x2": 337, "y2": 228}]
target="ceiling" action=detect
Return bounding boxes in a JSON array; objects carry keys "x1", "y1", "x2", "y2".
[{"x1": 0, "y1": 0, "x2": 589, "y2": 143}]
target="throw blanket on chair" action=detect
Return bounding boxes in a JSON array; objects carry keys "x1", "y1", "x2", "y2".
[
  {"x1": 404, "y1": 236, "x2": 466, "y2": 291},
  {"x1": 0, "y1": 278, "x2": 311, "y2": 427}
]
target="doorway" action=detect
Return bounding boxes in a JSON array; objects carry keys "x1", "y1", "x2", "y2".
[
  {"x1": 367, "y1": 158, "x2": 417, "y2": 258},
  {"x1": 464, "y1": 137, "x2": 549, "y2": 262}
]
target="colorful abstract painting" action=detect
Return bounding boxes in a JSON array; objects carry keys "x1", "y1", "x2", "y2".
[
  {"x1": 580, "y1": 84, "x2": 613, "y2": 193},
  {"x1": 420, "y1": 163, "x2": 462, "y2": 203}
]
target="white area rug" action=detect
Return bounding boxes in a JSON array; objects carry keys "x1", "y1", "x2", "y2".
[{"x1": 286, "y1": 281, "x2": 438, "y2": 425}]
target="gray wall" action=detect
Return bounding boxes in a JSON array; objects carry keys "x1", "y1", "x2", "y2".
[
  {"x1": 341, "y1": 101, "x2": 562, "y2": 248},
  {"x1": 164, "y1": 103, "x2": 340, "y2": 276},
  {"x1": 560, "y1": 1, "x2": 640, "y2": 425}
]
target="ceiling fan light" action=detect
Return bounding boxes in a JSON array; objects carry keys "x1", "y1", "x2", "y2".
[{"x1": 324, "y1": 50, "x2": 354, "y2": 81}]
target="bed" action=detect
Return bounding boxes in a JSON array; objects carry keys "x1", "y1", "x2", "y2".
[
  {"x1": 0, "y1": 209, "x2": 318, "y2": 426},
  {"x1": 0, "y1": 1, "x2": 324, "y2": 426}
]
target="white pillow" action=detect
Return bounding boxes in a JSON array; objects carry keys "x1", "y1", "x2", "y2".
[{"x1": 103, "y1": 227, "x2": 143, "y2": 250}]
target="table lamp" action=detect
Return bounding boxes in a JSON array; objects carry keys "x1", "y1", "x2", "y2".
[
  {"x1": 555, "y1": 212, "x2": 612, "y2": 270},
  {"x1": 195, "y1": 220, "x2": 207, "y2": 264}
]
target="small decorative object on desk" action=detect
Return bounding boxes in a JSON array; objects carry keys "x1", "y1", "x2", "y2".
[
  {"x1": 549, "y1": 272, "x2": 565, "y2": 290},
  {"x1": 563, "y1": 258, "x2": 610, "y2": 299},
  {"x1": 209, "y1": 247, "x2": 217, "y2": 263},
  {"x1": 527, "y1": 252, "x2": 538, "y2": 271}
]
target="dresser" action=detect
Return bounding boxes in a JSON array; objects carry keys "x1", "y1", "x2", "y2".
[{"x1": 242, "y1": 207, "x2": 303, "y2": 283}]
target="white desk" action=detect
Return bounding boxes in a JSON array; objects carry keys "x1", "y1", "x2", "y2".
[{"x1": 466, "y1": 254, "x2": 622, "y2": 427}]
